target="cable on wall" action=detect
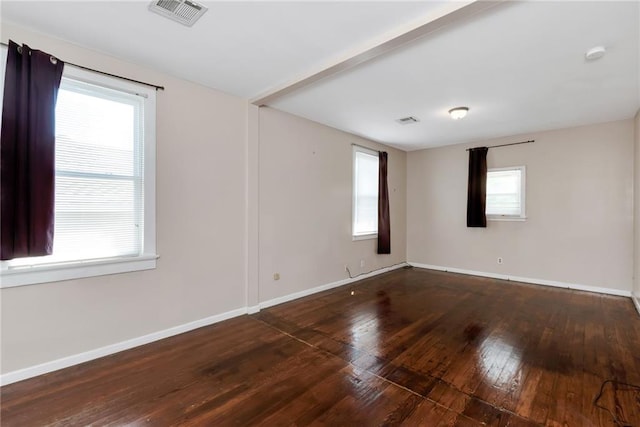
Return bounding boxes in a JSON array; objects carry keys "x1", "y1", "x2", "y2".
[{"x1": 345, "y1": 262, "x2": 410, "y2": 279}]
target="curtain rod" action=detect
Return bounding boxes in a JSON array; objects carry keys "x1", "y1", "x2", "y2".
[
  {"x1": 466, "y1": 139, "x2": 534, "y2": 151},
  {"x1": 351, "y1": 143, "x2": 378, "y2": 152},
  {"x1": 1, "y1": 41, "x2": 164, "y2": 91}
]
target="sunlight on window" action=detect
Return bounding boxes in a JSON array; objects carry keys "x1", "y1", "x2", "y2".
[
  {"x1": 9, "y1": 81, "x2": 144, "y2": 267},
  {"x1": 486, "y1": 168, "x2": 524, "y2": 217},
  {"x1": 57, "y1": 89, "x2": 134, "y2": 150},
  {"x1": 353, "y1": 150, "x2": 378, "y2": 236}
]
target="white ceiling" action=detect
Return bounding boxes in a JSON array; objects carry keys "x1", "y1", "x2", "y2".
[
  {"x1": 2, "y1": 1, "x2": 639, "y2": 151},
  {"x1": 271, "y1": 1, "x2": 640, "y2": 150},
  {"x1": 1, "y1": 1, "x2": 448, "y2": 98}
]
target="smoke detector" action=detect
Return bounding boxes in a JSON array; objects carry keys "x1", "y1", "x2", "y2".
[{"x1": 149, "y1": 0, "x2": 208, "y2": 27}]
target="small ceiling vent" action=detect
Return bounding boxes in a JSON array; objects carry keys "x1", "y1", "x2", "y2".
[
  {"x1": 396, "y1": 116, "x2": 420, "y2": 125},
  {"x1": 149, "y1": 0, "x2": 208, "y2": 27}
]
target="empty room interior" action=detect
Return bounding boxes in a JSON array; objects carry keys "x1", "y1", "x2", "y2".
[{"x1": 1, "y1": 0, "x2": 640, "y2": 425}]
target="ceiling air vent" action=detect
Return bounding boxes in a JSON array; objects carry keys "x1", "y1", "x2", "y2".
[
  {"x1": 396, "y1": 116, "x2": 420, "y2": 125},
  {"x1": 149, "y1": 0, "x2": 208, "y2": 27}
]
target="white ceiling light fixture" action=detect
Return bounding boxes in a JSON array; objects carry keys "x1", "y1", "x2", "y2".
[
  {"x1": 149, "y1": 0, "x2": 208, "y2": 27},
  {"x1": 449, "y1": 107, "x2": 469, "y2": 120},
  {"x1": 585, "y1": 46, "x2": 606, "y2": 61}
]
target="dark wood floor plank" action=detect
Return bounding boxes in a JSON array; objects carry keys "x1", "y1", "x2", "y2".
[{"x1": 2, "y1": 267, "x2": 639, "y2": 426}]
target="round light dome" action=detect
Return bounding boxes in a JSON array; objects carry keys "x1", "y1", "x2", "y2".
[{"x1": 449, "y1": 107, "x2": 469, "y2": 120}]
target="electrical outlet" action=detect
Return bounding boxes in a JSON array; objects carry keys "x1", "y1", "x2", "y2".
[
  {"x1": 497, "y1": 257, "x2": 503, "y2": 264},
  {"x1": 360, "y1": 259, "x2": 365, "y2": 268},
  {"x1": 273, "y1": 273, "x2": 280, "y2": 280}
]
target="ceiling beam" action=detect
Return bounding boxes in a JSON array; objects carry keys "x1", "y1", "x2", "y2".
[{"x1": 251, "y1": 0, "x2": 505, "y2": 107}]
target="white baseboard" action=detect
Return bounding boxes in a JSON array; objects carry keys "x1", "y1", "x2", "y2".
[
  {"x1": 1, "y1": 263, "x2": 408, "y2": 387},
  {"x1": 0, "y1": 307, "x2": 247, "y2": 387},
  {"x1": 633, "y1": 293, "x2": 640, "y2": 316},
  {"x1": 259, "y1": 263, "x2": 409, "y2": 310},
  {"x1": 409, "y1": 262, "x2": 632, "y2": 297},
  {"x1": 246, "y1": 305, "x2": 261, "y2": 315}
]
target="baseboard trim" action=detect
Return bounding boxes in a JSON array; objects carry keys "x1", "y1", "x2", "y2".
[
  {"x1": 259, "y1": 262, "x2": 409, "y2": 310},
  {"x1": 409, "y1": 262, "x2": 632, "y2": 297},
  {"x1": 246, "y1": 305, "x2": 261, "y2": 315},
  {"x1": 1, "y1": 263, "x2": 409, "y2": 387},
  {"x1": 0, "y1": 307, "x2": 247, "y2": 387},
  {"x1": 633, "y1": 293, "x2": 640, "y2": 316}
]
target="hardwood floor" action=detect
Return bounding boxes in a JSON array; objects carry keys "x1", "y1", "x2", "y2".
[{"x1": 2, "y1": 267, "x2": 640, "y2": 426}]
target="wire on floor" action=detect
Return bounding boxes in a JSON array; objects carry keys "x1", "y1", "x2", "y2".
[
  {"x1": 345, "y1": 262, "x2": 410, "y2": 279},
  {"x1": 593, "y1": 379, "x2": 640, "y2": 427}
]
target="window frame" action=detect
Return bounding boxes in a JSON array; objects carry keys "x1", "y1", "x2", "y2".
[
  {"x1": 0, "y1": 64, "x2": 157, "y2": 288},
  {"x1": 352, "y1": 145, "x2": 379, "y2": 241},
  {"x1": 486, "y1": 165, "x2": 527, "y2": 221}
]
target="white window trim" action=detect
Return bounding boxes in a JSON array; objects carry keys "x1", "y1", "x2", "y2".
[
  {"x1": 0, "y1": 65, "x2": 157, "y2": 288},
  {"x1": 352, "y1": 145, "x2": 379, "y2": 240},
  {"x1": 353, "y1": 233, "x2": 377, "y2": 241},
  {"x1": 486, "y1": 165, "x2": 527, "y2": 221}
]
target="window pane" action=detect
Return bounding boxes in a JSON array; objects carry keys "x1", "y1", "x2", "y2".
[
  {"x1": 55, "y1": 175, "x2": 141, "y2": 258},
  {"x1": 56, "y1": 85, "x2": 137, "y2": 176},
  {"x1": 486, "y1": 169, "x2": 522, "y2": 216},
  {"x1": 10, "y1": 78, "x2": 144, "y2": 267},
  {"x1": 354, "y1": 151, "x2": 378, "y2": 235}
]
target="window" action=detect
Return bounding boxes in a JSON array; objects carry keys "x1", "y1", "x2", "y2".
[
  {"x1": 352, "y1": 145, "x2": 378, "y2": 239},
  {"x1": 1, "y1": 62, "x2": 157, "y2": 287},
  {"x1": 486, "y1": 166, "x2": 526, "y2": 220}
]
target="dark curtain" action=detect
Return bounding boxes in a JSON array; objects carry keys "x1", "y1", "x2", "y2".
[
  {"x1": 377, "y1": 151, "x2": 390, "y2": 254},
  {"x1": 466, "y1": 147, "x2": 488, "y2": 228},
  {"x1": 1, "y1": 41, "x2": 64, "y2": 260}
]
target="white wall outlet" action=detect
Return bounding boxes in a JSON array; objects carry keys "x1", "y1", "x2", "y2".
[
  {"x1": 497, "y1": 257, "x2": 503, "y2": 264},
  {"x1": 360, "y1": 259, "x2": 365, "y2": 268},
  {"x1": 273, "y1": 273, "x2": 280, "y2": 280}
]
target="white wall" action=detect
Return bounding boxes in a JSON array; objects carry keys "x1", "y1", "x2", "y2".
[
  {"x1": 1, "y1": 22, "x2": 635, "y2": 379},
  {"x1": 1, "y1": 24, "x2": 249, "y2": 373},
  {"x1": 407, "y1": 119, "x2": 635, "y2": 293},
  {"x1": 0, "y1": 24, "x2": 408, "y2": 378},
  {"x1": 634, "y1": 110, "x2": 640, "y2": 306},
  {"x1": 258, "y1": 107, "x2": 406, "y2": 302}
]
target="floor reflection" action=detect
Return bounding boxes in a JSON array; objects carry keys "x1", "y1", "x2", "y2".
[
  {"x1": 478, "y1": 334, "x2": 522, "y2": 389},
  {"x1": 348, "y1": 291, "x2": 390, "y2": 358}
]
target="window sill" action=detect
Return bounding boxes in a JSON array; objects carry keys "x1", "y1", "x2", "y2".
[
  {"x1": 487, "y1": 216, "x2": 527, "y2": 222},
  {"x1": 0, "y1": 254, "x2": 158, "y2": 288},
  {"x1": 353, "y1": 233, "x2": 378, "y2": 241}
]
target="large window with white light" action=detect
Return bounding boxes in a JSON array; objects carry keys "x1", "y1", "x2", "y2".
[
  {"x1": 0, "y1": 59, "x2": 157, "y2": 287},
  {"x1": 352, "y1": 145, "x2": 378, "y2": 239},
  {"x1": 486, "y1": 166, "x2": 526, "y2": 220}
]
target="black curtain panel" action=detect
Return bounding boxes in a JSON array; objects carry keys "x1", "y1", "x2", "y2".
[
  {"x1": 377, "y1": 151, "x2": 391, "y2": 254},
  {"x1": 1, "y1": 41, "x2": 64, "y2": 260},
  {"x1": 466, "y1": 147, "x2": 488, "y2": 228}
]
